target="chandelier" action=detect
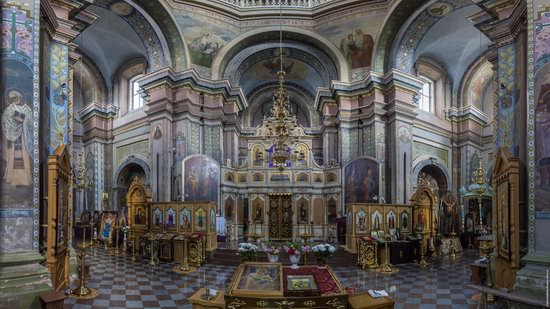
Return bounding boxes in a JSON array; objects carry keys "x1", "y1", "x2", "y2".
[{"x1": 260, "y1": 6, "x2": 300, "y2": 172}]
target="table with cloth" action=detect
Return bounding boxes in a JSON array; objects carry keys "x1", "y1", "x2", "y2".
[{"x1": 221, "y1": 262, "x2": 382, "y2": 309}]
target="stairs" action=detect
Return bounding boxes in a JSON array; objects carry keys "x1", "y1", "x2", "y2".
[{"x1": 209, "y1": 245, "x2": 357, "y2": 267}]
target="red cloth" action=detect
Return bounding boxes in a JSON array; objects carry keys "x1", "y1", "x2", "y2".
[{"x1": 283, "y1": 266, "x2": 342, "y2": 295}]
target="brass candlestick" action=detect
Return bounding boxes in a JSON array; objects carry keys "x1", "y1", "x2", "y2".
[
  {"x1": 378, "y1": 228, "x2": 397, "y2": 273},
  {"x1": 299, "y1": 223, "x2": 314, "y2": 266},
  {"x1": 148, "y1": 235, "x2": 157, "y2": 267},
  {"x1": 449, "y1": 231, "x2": 457, "y2": 259},
  {"x1": 113, "y1": 227, "x2": 121, "y2": 255},
  {"x1": 176, "y1": 233, "x2": 196, "y2": 273},
  {"x1": 131, "y1": 228, "x2": 137, "y2": 262},
  {"x1": 70, "y1": 227, "x2": 97, "y2": 299},
  {"x1": 418, "y1": 233, "x2": 430, "y2": 267}
]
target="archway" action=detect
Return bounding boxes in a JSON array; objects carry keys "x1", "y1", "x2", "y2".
[
  {"x1": 411, "y1": 156, "x2": 451, "y2": 198},
  {"x1": 114, "y1": 157, "x2": 150, "y2": 210}
]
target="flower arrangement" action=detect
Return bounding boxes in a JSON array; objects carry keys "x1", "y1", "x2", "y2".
[
  {"x1": 283, "y1": 240, "x2": 310, "y2": 256},
  {"x1": 263, "y1": 242, "x2": 280, "y2": 255},
  {"x1": 237, "y1": 242, "x2": 258, "y2": 262},
  {"x1": 312, "y1": 243, "x2": 336, "y2": 265}
]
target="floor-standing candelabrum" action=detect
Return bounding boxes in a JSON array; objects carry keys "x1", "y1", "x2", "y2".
[
  {"x1": 148, "y1": 234, "x2": 157, "y2": 267},
  {"x1": 71, "y1": 225, "x2": 96, "y2": 298},
  {"x1": 130, "y1": 227, "x2": 137, "y2": 262},
  {"x1": 299, "y1": 222, "x2": 314, "y2": 266},
  {"x1": 378, "y1": 225, "x2": 396, "y2": 273},
  {"x1": 177, "y1": 232, "x2": 196, "y2": 273},
  {"x1": 112, "y1": 226, "x2": 121, "y2": 255},
  {"x1": 418, "y1": 230, "x2": 430, "y2": 267},
  {"x1": 448, "y1": 230, "x2": 457, "y2": 259}
]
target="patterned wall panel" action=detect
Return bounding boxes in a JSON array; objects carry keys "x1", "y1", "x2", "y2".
[
  {"x1": 341, "y1": 128, "x2": 351, "y2": 163},
  {"x1": 0, "y1": 2, "x2": 40, "y2": 252},
  {"x1": 48, "y1": 43, "x2": 69, "y2": 153},
  {"x1": 204, "y1": 125, "x2": 221, "y2": 163},
  {"x1": 412, "y1": 141, "x2": 449, "y2": 166},
  {"x1": 362, "y1": 125, "x2": 375, "y2": 158},
  {"x1": 496, "y1": 44, "x2": 517, "y2": 153},
  {"x1": 187, "y1": 121, "x2": 200, "y2": 155},
  {"x1": 115, "y1": 140, "x2": 150, "y2": 167}
]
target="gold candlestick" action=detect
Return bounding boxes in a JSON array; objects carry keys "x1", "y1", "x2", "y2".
[
  {"x1": 418, "y1": 233, "x2": 430, "y2": 267},
  {"x1": 175, "y1": 233, "x2": 196, "y2": 273},
  {"x1": 378, "y1": 225, "x2": 397, "y2": 273},
  {"x1": 113, "y1": 227, "x2": 121, "y2": 255},
  {"x1": 131, "y1": 228, "x2": 137, "y2": 262},
  {"x1": 148, "y1": 235, "x2": 157, "y2": 267},
  {"x1": 70, "y1": 226, "x2": 96, "y2": 299}
]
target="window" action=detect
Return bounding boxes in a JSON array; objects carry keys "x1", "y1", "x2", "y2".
[
  {"x1": 418, "y1": 77, "x2": 433, "y2": 113},
  {"x1": 130, "y1": 77, "x2": 144, "y2": 110}
]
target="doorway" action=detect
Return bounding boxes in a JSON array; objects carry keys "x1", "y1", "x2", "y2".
[{"x1": 268, "y1": 194, "x2": 293, "y2": 240}]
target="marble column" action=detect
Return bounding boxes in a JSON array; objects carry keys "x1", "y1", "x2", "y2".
[{"x1": 383, "y1": 71, "x2": 421, "y2": 204}]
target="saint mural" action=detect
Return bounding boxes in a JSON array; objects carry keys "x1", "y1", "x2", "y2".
[
  {"x1": 340, "y1": 27, "x2": 374, "y2": 69},
  {"x1": 535, "y1": 65, "x2": 550, "y2": 212},
  {"x1": 253, "y1": 199, "x2": 263, "y2": 223},
  {"x1": 184, "y1": 155, "x2": 219, "y2": 203},
  {"x1": 189, "y1": 31, "x2": 222, "y2": 67},
  {"x1": 345, "y1": 158, "x2": 379, "y2": 203},
  {"x1": 298, "y1": 200, "x2": 308, "y2": 223},
  {"x1": 2, "y1": 90, "x2": 33, "y2": 187}
]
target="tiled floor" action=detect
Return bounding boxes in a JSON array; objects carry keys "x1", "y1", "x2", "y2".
[{"x1": 64, "y1": 246, "x2": 493, "y2": 308}]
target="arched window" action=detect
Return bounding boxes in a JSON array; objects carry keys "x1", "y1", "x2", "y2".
[
  {"x1": 130, "y1": 76, "x2": 144, "y2": 110},
  {"x1": 418, "y1": 76, "x2": 433, "y2": 113}
]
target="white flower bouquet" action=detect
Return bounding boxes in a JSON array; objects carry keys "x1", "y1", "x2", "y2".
[
  {"x1": 311, "y1": 243, "x2": 336, "y2": 265},
  {"x1": 237, "y1": 242, "x2": 258, "y2": 262}
]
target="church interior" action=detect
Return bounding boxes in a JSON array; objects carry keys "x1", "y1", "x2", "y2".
[{"x1": 1, "y1": 0, "x2": 547, "y2": 308}]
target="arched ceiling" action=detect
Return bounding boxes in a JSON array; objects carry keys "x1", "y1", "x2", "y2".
[
  {"x1": 415, "y1": 5, "x2": 491, "y2": 89},
  {"x1": 79, "y1": 5, "x2": 148, "y2": 86}
]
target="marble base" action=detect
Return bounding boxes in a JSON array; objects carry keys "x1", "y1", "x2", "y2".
[
  {"x1": 513, "y1": 254, "x2": 550, "y2": 302},
  {"x1": 0, "y1": 251, "x2": 53, "y2": 309}
]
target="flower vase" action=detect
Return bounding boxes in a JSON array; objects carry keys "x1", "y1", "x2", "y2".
[
  {"x1": 289, "y1": 253, "x2": 301, "y2": 269},
  {"x1": 316, "y1": 257, "x2": 328, "y2": 269},
  {"x1": 268, "y1": 253, "x2": 279, "y2": 263}
]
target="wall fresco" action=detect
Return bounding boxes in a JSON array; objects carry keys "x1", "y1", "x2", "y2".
[
  {"x1": 0, "y1": 3, "x2": 40, "y2": 251},
  {"x1": 533, "y1": 6, "x2": 550, "y2": 215},
  {"x1": 344, "y1": 158, "x2": 379, "y2": 204},
  {"x1": 183, "y1": 155, "x2": 219, "y2": 204}
]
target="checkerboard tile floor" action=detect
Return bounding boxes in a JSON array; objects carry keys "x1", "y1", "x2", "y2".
[{"x1": 65, "y1": 246, "x2": 493, "y2": 308}]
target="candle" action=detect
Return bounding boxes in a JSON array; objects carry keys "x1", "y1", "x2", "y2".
[{"x1": 83, "y1": 226, "x2": 86, "y2": 247}]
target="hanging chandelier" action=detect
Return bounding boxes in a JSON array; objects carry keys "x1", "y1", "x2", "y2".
[{"x1": 260, "y1": 6, "x2": 300, "y2": 172}]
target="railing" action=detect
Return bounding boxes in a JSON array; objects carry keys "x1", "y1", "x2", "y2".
[{"x1": 220, "y1": 0, "x2": 333, "y2": 8}]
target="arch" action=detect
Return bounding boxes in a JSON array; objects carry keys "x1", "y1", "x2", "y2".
[
  {"x1": 211, "y1": 26, "x2": 349, "y2": 82},
  {"x1": 372, "y1": 0, "x2": 427, "y2": 73},
  {"x1": 113, "y1": 155, "x2": 151, "y2": 187},
  {"x1": 312, "y1": 197, "x2": 324, "y2": 225},
  {"x1": 326, "y1": 196, "x2": 338, "y2": 224},
  {"x1": 411, "y1": 155, "x2": 451, "y2": 195},
  {"x1": 387, "y1": 0, "x2": 476, "y2": 74},
  {"x1": 458, "y1": 56, "x2": 494, "y2": 111},
  {"x1": 91, "y1": 0, "x2": 173, "y2": 71}
]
